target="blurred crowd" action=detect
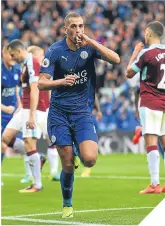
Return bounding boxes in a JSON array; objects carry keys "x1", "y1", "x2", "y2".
[{"x1": 2, "y1": 0, "x2": 165, "y2": 133}]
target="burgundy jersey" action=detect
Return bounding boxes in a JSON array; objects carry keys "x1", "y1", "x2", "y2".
[
  {"x1": 21, "y1": 53, "x2": 49, "y2": 111},
  {"x1": 131, "y1": 44, "x2": 165, "y2": 112}
]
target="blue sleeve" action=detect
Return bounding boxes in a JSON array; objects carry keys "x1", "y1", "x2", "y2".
[
  {"x1": 92, "y1": 48, "x2": 102, "y2": 60},
  {"x1": 40, "y1": 47, "x2": 58, "y2": 78}
]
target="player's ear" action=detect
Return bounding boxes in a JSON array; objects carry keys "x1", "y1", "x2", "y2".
[
  {"x1": 148, "y1": 28, "x2": 153, "y2": 37},
  {"x1": 64, "y1": 26, "x2": 67, "y2": 35}
]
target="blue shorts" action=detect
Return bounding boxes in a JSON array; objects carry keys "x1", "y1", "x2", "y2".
[{"x1": 48, "y1": 109, "x2": 98, "y2": 147}]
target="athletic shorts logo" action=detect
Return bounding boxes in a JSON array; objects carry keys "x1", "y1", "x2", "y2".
[
  {"x1": 14, "y1": 74, "x2": 19, "y2": 80},
  {"x1": 42, "y1": 58, "x2": 50, "y2": 68},
  {"x1": 51, "y1": 135, "x2": 56, "y2": 143},
  {"x1": 80, "y1": 51, "x2": 88, "y2": 59}
]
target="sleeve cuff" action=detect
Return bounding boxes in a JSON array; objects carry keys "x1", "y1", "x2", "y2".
[{"x1": 131, "y1": 63, "x2": 141, "y2": 73}]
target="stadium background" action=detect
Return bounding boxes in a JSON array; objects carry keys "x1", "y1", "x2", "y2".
[{"x1": 1, "y1": 1, "x2": 165, "y2": 225}]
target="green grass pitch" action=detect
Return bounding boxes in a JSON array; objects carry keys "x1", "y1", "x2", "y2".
[{"x1": 1, "y1": 154, "x2": 165, "y2": 225}]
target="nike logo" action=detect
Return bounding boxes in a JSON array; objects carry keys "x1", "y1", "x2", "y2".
[{"x1": 61, "y1": 56, "x2": 68, "y2": 61}]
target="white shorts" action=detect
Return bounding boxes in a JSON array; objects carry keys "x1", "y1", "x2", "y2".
[
  {"x1": 139, "y1": 107, "x2": 165, "y2": 136},
  {"x1": 42, "y1": 108, "x2": 49, "y2": 139},
  {"x1": 6, "y1": 109, "x2": 46, "y2": 139}
]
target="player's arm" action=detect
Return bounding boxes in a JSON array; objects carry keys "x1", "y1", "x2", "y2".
[
  {"x1": 126, "y1": 42, "x2": 144, "y2": 78},
  {"x1": 78, "y1": 33, "x2": 120, "y2": 64},
  {"x1": 28, "y1": 82, "x2": 39, "y2": 129},
  {"x1": 38, "y1": 73, "x2": 78, "y2": 90},
  {"x1": 1, "y1": 104, "x2": 15, "y2": 114},
  {"x1": 26, "y1": 60, "x2": 40, "y2": 129},
  {"x1": 15, "y1": 86, "x2": 22, "y2": 110},
  {"x1": 39, "y1": 48, "x2": 78, "y2": 90}
]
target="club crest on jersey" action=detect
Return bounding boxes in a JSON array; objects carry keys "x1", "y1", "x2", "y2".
[
  {"x1": 51, "y1": 135, "x2": 56, "y2": 143},
  {"x1": 42, "y1": 58, "x2": 50, "y2": 68},
  {"x1": 14, "y1": 74, "x2": 19, "y2": 80},
  {"x1": 80, "y1": 51, "x2": 88, "y2": 59}
]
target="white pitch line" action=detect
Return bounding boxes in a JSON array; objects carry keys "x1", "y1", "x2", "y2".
[
  {"x1": 2, "y1": 173, "x2": 165, "y2": 180},
  {"x1": 1, "y1": 216, "x2": 110, "y2": 226},
  {"x1": 2, "y1": 207, "x2": 154, "y2": 218}
]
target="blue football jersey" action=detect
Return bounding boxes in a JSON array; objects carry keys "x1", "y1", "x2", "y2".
[
  {"x1": 1, "y1": 61, "x2": 21, "y2": 121},
  {"x1": 40, "y1": 36, "x2": 101, "y2": 113},
  {"x1": 87, "y1": 76, "x2": 96, "y2": 113}
]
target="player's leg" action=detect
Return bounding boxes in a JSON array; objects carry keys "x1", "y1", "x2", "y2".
[
  {"x1": 45, "y1": 135, "x2": 60, "y2": 181},
  {"x1": 13, "y1": 136, "x2": 33, "y2": 184},
  {"x1": 139, "y1": 107, "x2": 162, "y2": 194},
  {"x1": 57, "y1": 145, "x2": 74, "y2": 208},
  {"x1": 19, "y1": 109, "x2": 42, "y2": 193},
  {"x1": 41, "y1": 109, "x2": 59, "y2": 180},
  {"x1": 48, "y1": 110, "x2": 74, "y2": 218},
  {"x1": 72, "y1": 143, "x2": 80, "y2": 170},
  {"x1": 160, "y1": 135, "x2": 165, "y2": 193},
  {"x1": 1, "y1": 128, "x2": 19, "y2": 186},
  {"x1": 79, "y1": 140, "x2": 98, "y2": 167},
  {"x1": 159, "y1": 112, "x2": 165, "y2": 192},
  {"x1": 73, "y1": 113, "x2": 98, "y2": 168},
  {"x1": 2, "y1": 129, "x2": 20, "y2": 159}
]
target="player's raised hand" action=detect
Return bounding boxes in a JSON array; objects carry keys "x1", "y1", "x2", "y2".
[
  {"x1": 134, "y1": 42, "x2": 144, "y2": 54},
  {"x1": 76, "y1": 33, "x2": 89, "y2": 47},
  {"x1": 62, "y1": 75, "x2": 78, "y2": 86}
]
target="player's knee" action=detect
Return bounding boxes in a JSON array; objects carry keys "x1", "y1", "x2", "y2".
[
  {"x1": 63, "y1": 161, "x2": 74, "y2": 173},
  {"x1": 2, "y1": 134, "x2": 11, "y2": 146},
  {"x1": 82, "y1": 155, "x2": 97, "y2": 168},
  {"x1": 84, "y1": 159, "x2": 96, "y2": 168}
]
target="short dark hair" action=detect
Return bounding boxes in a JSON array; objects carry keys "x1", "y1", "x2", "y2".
[
  {"x1": 7, "y1": 39, "x2": 25, "y2": 50},
  {"x1": 147, "y1": 21, "x2": 164, "y2": 38},
  {"x1": 64, "y1": 12, "x2": 82, "y2": 25}
]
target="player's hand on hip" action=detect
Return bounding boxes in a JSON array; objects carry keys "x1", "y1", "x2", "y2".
[
  {"x1": 134, "y1": 42, "x2": 144, "y2": 54},
  {"x1": 62, "y1": 75, "x2": 78, "y2": 86}
]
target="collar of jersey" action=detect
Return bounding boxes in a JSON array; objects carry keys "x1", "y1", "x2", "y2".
[
  {"x1": 149, "y1": 44, "x2": 165, "y2": 49},
  {"x1": 61, "y1": 36, "x2": 70, "y2": 50}
]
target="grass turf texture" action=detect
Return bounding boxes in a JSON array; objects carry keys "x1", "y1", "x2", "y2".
[{"x1": 1, "y1": 154, "x2": 165, "y2": 225}]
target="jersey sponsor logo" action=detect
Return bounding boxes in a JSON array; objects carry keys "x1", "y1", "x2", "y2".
[
  {"x1": 42, "y1": 58, "x2": 50, "y2": 68},
  {"x1": 2, "y1": 87, "x2": 16, "y2": 97},
  {"x1": 64, "y1": 70, "x2": 88, "y2": 85},
  {"x1": 14, "y1": 74, "x2": 19, "y2": 80},
  {"x1": 51, "y1": 135, "x2": 56, "y2": 143},
  {"x1": 80, "y1": 51, "x2": 88, "y2": 59}
]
